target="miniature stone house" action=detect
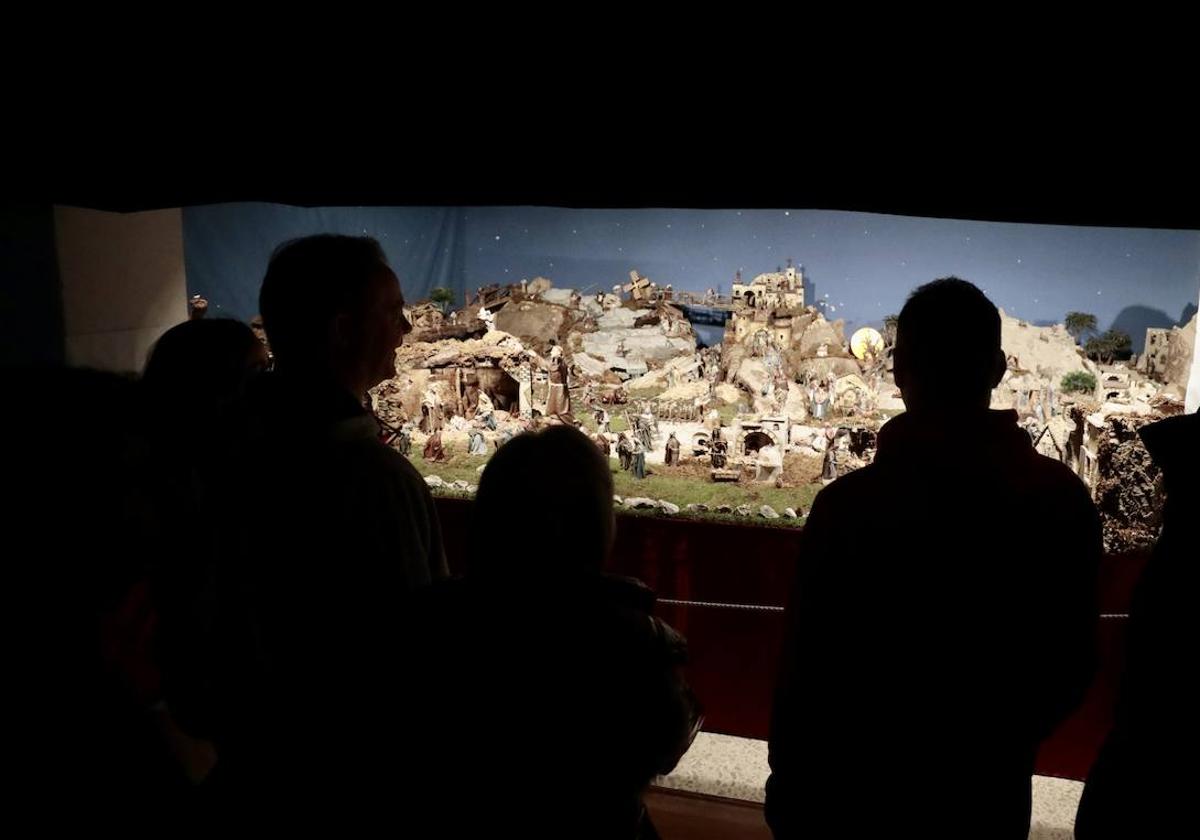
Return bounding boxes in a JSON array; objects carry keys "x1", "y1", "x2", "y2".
[
  {"x1": 736, "y1": 416, "x2": 790, "y2": 455},
  {"x1": 731, "y1": 264, "x2": 806, "y2": 311}
]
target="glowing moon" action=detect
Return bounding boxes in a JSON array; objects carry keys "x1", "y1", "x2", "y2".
[{"x1": 851, "y1": 327, "x2": 885, "y2": 360}]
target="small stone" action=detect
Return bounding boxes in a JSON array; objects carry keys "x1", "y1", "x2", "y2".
[
  {"x1": 625, "y1": 497, "x2": 659, "y2": 509},
  {"x1": 760, "y1": 505, "x2": 780, "y2": 519}
]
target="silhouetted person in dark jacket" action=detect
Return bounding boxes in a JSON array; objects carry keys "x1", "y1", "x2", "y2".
[
  {"x1": 404, "y1": 425, "x2": 701, "y2": 839},
  {"x1": 4, "y1": 366, "x2": 194, "y2": 831},
  {"x1": 136, "y1": 318, "x2": 268, "y2": 785},
  {"x1": 1075, "y1": 408, "x2": 1198, "y2": 839},
  {"x1": 174, "y1": 235, "x2": 447, "y2": 827},
  {"x1": 767, "y1": 278, "x2": 1100, "y2": 839}
]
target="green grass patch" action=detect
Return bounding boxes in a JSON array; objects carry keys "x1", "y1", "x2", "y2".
[
  {"x1": 608, "y1": 414, "x2": 630, "y2": 433},
  {"x1": 408, "y1": 441, "x2": 490, "y2": 486},
  {"x1": 413, "y1": 438, "x2": 823, "y2": 529},
  {"x1": 714, "y1": 402, "x2": 741, "y2": 425},
  {"x1": 609, "y1": 459, "x2": 820, "y2": 524}
]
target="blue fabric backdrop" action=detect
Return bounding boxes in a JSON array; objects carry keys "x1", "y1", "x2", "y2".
[{"x1": 183, "y1": 203, "x2": 1200, "y2": 350}]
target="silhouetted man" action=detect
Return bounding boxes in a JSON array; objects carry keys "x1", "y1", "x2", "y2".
[
  {"x1": 178, "y1": 235, "x2": 448, "y2": 827},
  {"x1": 767, "y1": 278, "x2": 1100, "y2": 839}
]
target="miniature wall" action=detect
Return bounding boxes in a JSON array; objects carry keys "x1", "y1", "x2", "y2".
[{"x1": 54, "y1": 206, "x2": 187, "y2": 372}]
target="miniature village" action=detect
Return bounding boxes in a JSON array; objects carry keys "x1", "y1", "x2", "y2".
[{"x1": 368, "y1": 262, "x2": 1196, "y2": 546}]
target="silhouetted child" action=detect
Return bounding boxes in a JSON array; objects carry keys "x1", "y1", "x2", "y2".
[{"x1": 404, "y1": 425, "x2": 701, "y2": 839}]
